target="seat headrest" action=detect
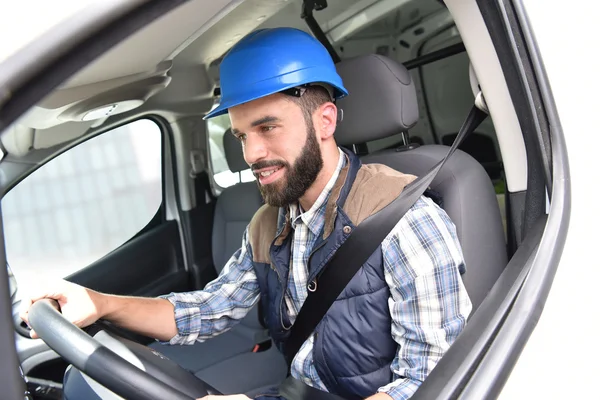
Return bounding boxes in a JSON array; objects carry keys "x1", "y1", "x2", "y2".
[
  {"x1": 334, "y1": 54, "x2": 419, "y2": 146},
  {"x1": 223, "y1": 129, "x2": 248, "y2": 173}
]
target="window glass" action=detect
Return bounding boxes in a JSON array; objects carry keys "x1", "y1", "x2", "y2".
[
  {"x1": 419, "y1": 27, "x2": 504, "y2": 184},
  {"x1": 331, "y1": 3, "x2": 504, "y2": 185},
  {"x1": 207, "y1": 113, "x2": 254, "y2": 189},
  {"x1": 2, "y1": 119, "x2": 163, "y2": 283},
  {"x1": 323, "y1": 0, "x2": 507, "y2": 235}
]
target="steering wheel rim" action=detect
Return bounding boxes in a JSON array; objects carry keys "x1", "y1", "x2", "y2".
[{"x1": 28, "y1": 299, "x2": 194, "y2": 400}]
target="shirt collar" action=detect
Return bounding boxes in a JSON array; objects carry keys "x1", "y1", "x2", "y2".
[{"x1": 289, "y1": 148, "x2": 345, "y2": 236}]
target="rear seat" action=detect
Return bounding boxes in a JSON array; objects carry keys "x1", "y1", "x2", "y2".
[{"x1": 151, "y1": 130, "x2": 287, "y2": 395}]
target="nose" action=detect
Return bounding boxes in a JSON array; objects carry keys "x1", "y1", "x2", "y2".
[{"x1": 242, "y1": 133, "x2": 268, "y2": 166}]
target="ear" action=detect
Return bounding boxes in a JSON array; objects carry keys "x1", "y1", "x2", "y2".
[{"x1": 315, "y1": 102, "x2": 337, "y2": 141}]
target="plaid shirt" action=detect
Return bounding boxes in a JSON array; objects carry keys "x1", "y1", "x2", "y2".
[{"x1": 162, "y1": 149, "x2": 472, "y2": 400}]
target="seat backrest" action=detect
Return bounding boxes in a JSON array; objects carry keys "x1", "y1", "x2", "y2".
[
  {"x1": 212, "y1": 130, "x2": 264, "y2": 330},
  {"x1": 212, "y1": 130, "x2": 263, "y2": 271},
  {"x1": 335, "y1": 54, "x2": 507, "y2": 311}
]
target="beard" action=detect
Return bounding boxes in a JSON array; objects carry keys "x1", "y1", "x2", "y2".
[{"x1": 253, "y1": 125, "x2": 323, "y2": 208}]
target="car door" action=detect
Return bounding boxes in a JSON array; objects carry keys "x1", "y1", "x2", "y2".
[{"x1": 4, "y1": 117, "x2": 191, "y2": 381}]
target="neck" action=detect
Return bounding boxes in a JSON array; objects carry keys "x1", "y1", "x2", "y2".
[{"x1": 298, "y1": 145, "x2": 340, "y2": 211}]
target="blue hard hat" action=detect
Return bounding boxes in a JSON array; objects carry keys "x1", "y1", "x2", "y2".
[{"x1": 204, "y1": 27, "x2": 348, "y2": 120}]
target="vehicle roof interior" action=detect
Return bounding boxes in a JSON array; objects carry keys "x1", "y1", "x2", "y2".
[
  {"x1": 0, "y1": 0, "x2": 451, "y2": 150},
  {"x1": 0, "y1": 0, "x2": 527, "y2": 198}
]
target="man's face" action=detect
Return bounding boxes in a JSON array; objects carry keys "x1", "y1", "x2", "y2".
[{"x1": 229, "y1": 94, "x2": 323, "y2": 207}]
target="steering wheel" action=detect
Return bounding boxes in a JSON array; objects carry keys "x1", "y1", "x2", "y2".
[{"x1": 27, "y1": 299, "x2": 218, "y2": 400}]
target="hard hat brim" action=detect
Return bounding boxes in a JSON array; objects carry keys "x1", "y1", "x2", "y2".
[{"x1": 204, "y1": 65, "x2": 348, "y2": 120}]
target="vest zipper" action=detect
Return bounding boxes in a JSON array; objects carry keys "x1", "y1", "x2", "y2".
[
  {"x1": 306, "y1": 240, "x2": 328, "y2": 287},
  {"x1": 281, "y1": 238, "x2": 327, "y2": 331},
  {"x1": 278, "y1": 264, "x2": 293, "y2": 331},
  {"x1": 267, "y1": 232, "x2": 294, "y2": 331}
]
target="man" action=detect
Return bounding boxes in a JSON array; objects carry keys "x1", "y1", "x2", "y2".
[{"x1": 22, "y1": 28, "x2": 471, "y2": 400}]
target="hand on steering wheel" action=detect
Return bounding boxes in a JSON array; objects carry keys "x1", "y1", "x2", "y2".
[
  {"x1": 27, "y1": 299, "x2": 215, "y2": 400},
  {"x1": 20, "y1": 279, "x2": 102, "y2": 338}
]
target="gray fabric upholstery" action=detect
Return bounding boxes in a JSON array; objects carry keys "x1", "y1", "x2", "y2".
[
  {"x1": 149, "y1": 323, "x2": 261, "y2": 373},
  {"x1": 362, "y1": 147, "x2": 507, "y2": 311},
  {"x1": 213, "y1": 126, "x2": 261, "y2": 274},
  {"x1": 194, "y1": 346, "x2": 288, "y2": 396},
  {"x1": 150, "y1": 317, "x2": 286, "y2": 394},
  {"x1": 212, "y1": 137, "x2": 264, "y2": 334},
  {"x1": 223, "y1": 129, "x2": 248, "y2": 173},
  {"x1": 212, "y1": 181, "x2": 262, "y2": 272},
  {"x1": 149, "y1": 324, "x2": 287, "y2": 395},
  {"x1": 335, "y1": 54, "x2": 419, "y2": 146},
  {"x1": 211, "y1": 172, "x2": 264, "y2": 332}
]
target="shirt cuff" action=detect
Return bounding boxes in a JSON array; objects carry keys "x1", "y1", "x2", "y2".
[
  {"x1": 378, "y1": 378, "x2": 421, "y2": 400},
  {"x1": 156, "y1": 293, "x2": 201, "y2": 345}
]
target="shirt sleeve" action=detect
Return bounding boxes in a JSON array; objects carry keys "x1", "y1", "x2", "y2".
[
  {"x1": 378, "y1": 196, "x2": 473, "y2": 400},
  {"x1": 159, "y1": 227, "x2": 261, "y2": 345}
]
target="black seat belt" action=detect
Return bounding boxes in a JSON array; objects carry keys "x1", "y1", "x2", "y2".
[{"x1": 283, "y1": 104, "x2": 488, "y2": 365}]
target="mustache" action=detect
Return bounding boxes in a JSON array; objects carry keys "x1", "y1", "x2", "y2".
[{"x1": 251, "y1": 160, "x2": 287, "y2": 173}]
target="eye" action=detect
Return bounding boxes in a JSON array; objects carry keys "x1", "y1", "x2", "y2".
[
  {"x1": 261, "y1": 125, "x2": 275, "y2": 133},
  {"x1": 236, "y1": 133, "x2": 247, "y2": 142}
]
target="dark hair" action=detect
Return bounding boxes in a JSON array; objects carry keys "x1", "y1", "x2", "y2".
[{"x1": 288, "y1": 85, "x2": 333, "y2": 127}]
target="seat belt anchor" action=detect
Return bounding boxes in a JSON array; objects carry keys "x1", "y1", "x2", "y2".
[
  {"x1": 475, "y1": 91, "x2": 489, "y2": 114},
  {"x1": 190, "y1": 149, "x2": 205, "y2": 179}
]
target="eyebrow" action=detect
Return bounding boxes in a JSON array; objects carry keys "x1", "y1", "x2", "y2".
[{"x1": 231, "y1": 115, "x2": 281, "y2": 135}]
